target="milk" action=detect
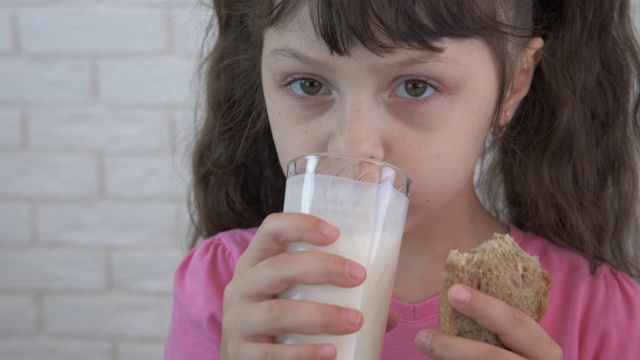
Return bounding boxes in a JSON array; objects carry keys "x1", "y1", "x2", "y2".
[{"x1": 277, "y1": 173, "x2": 408, "y2": 360}]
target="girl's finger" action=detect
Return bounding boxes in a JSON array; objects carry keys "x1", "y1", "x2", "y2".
[
  {"x1": 235, "y1": 299, "x2": 363, "y2": 336},
  {"x1": 446, "y1": 284, "x2": 562, "y2": 359},
  {"x1": 414, "y1": 329, "x2": 521, "y2": 360},
  {"x1": 238, "y1": 251, "x2": 366, "y2": 299},
  {"x1": 236, "y1": 212, "x2": 340, "y2": 271}
]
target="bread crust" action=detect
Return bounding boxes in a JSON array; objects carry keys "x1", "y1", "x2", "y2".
[{"x1": 438, "y1": 233, "x2": 553, "y2": 348}]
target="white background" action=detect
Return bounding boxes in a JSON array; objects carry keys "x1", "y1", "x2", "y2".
[{"x1": 0, "y1": 0, "x2": 209, "y2": 359}]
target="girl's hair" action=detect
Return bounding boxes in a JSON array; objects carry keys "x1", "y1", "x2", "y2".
[{"x1": 191, "y1": 0, "x2": 640, "y2": 279}]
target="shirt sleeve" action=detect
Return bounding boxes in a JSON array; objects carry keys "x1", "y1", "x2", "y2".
[
  {"x1": 164, "y1": 238, "x2": 237, "y2": 360},
  {"x1": 579, "y1": 269, "x2": 640, "y2": 359}
]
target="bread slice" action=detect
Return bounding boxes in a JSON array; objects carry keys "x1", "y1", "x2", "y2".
[{"x1": 438, "y1": 233, "x2": 553, "y2": 348}]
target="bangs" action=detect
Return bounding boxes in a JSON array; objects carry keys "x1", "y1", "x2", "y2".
[{"x1": 262, "y1": 0, "x2": 519, "y2": 55}]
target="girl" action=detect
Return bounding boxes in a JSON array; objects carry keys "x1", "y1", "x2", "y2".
[{"x1": 166, "y1": 0, "x2": 640, "y2": 359}]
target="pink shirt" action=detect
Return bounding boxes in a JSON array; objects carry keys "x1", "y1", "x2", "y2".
[{"x1": 164, "y1": 226, "x2": 640, "y2": 359}]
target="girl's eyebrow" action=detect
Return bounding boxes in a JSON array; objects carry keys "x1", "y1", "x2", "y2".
[
  {"x1": 379, "y1": 55, "x2": 458, "y2": 71},
  {"x1": 266, "y1": 47, "x2": 457, "y2": 70},
  {"x1": 267, "y1": 48, "x2": 322, "y2": 66}
]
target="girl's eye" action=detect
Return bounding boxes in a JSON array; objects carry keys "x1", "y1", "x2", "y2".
[
  {"x1": 289, "y1": 78, "x2": 329, "y2": 96},
  {"x1": 394, "y1": 79, "x2": 436, "y2": 99}
]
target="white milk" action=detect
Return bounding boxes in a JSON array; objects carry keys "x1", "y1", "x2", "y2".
[{"x1": 277, "y1": 173, "x2": 408, "y2": 360}]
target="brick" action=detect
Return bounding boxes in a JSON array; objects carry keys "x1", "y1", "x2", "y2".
[
  {"x1": 0, "y1": 340, "x2": 109, "y2": 360},
  {"x1": 0, "y1": 60, "x2": 91, "y2": 104},
  {"x1": 175, "y1": 204, "x2": 192, "y2": 250},
  {"x1": 19, "y1": 10, "x2": 166, "y2": 55},
  {"x1": 0, "y1": 0, "x2": 101, "y2": 4},
  {"x1": 28, "y1": 108, "x2": 171, "y2": 154},
  {"x1": 105, "y1": 0, "x2": 192, "y2": 4},
  {"x1": 112, "y1": 250, "x2": 182, "y2": 294},
  {"x1": 105, "y1": 156, "x2": 189, "y2": 200},
  {"x1": 0, "y1": 12, "x2": 11, "y2": 53},
  {"x1": 37, "y1": 204, "x2": 178, "y2": 248},
  {"x1": 117, "y1": 342, "x2": 165, "y2": 360},
  {"x1": 170, "y1": 7, "x2": 212, "y2": 57},
  {"x1": 98, "y1": 59, "x2": 195, "y2": 106},
  {"x1": 0, "y1": 296, "x2": 37, "y2": 335},
  {"x1": 0, "y1": 108, "x2": 21, "y2": 149},
  {"x1": 0, "y1": 203, "x2": 29, "y2": 246},
  {"x1": 0, "y1": 250, "x2": 104, "y2": 291},
  {"x1": 0, "y1": 155, "x2": 98, "y2": 198},
  {"x1": 44, "y1": 295, "x2": 172, "y2": 338},
  {"x1": 172, "y1": 107, "x2": 197, "y2": 158}
]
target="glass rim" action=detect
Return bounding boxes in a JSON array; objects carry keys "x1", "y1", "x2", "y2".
[{"x1": 287, "y1": 152, "x2": 412, "y2": 185}]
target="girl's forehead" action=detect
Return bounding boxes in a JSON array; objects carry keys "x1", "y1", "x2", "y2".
[
  {"x1": 263, "y1": 21, "x2": 495, "y2": 81},
  {"x1": 262, "y1": 3, "x2": 504, "y2": 74},
  {"x1": 259, "y1": 0, "x2": 501, "y2": 57},
  {"x1": 263, "y1": 11, "x2": 401, "y2": 62}
]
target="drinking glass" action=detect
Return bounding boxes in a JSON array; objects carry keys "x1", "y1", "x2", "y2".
[{"x1": 277, "y1": 152, "x2": 411, "y2": 360}]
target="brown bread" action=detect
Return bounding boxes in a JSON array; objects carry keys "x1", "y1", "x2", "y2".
[{"x1": 438, "y1": 233, "x2": 553, "y2": 348}]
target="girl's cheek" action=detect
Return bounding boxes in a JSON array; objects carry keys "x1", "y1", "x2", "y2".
[{"x1": 384, "y1": 94, "x2": 447, "y2": 131}]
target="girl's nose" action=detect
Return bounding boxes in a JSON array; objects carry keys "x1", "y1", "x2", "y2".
[{"x1": 326, "y1": 97, "x2": 385, "y2": 160}]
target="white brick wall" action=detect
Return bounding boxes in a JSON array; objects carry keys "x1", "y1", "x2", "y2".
[
  {"x1": 44, "y1": 295, "x2": 172, "y2": 337},
  {"x1": 0, "y1": 12, "x2": 11, "y2": 53},
  {"x1": 19, "y1": 10, "x2": 167, "y2": 55},
  {"x1": 0, "y1": 249, "x2": 105, "y2": 290},
  {"x1": 0, "y1": 296, "x2": 37, "y2": 335},
  {"x1": 28, "y1": 108, "x2": 172, "y2": 154},
  {"x1": 0, "y1": 154, "x2": 99, "y2": 198},
  {"x1": 0, "y1": 108, "x2": 21, "y2": 148},
  {"x1": 0, "y1": 340, "x2": 111, "y2": 360},
  {"x1": 0, "y1": 0, "x2": 209, "y2": 358},
  {"x1": 0, "y1": 203, "x2": 29, "y2": 245},
  {"x1": 0, "y1": 60, "x2": 92, "y2": 103},
  {"x1": 37, "y1": 204, "x2": 178, "y2": 246},
  {"x1": 99, "y1": 59, "x2": 195, "y2": 105}
]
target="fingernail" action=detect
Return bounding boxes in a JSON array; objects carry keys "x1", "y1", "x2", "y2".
[
  {"x1": 415, "y1": 330, "x2": 433, "y2": 349},
  {"x1": 346, "y1": 261, "x2": 366, "y2": 280},
  {"x1": 450, "y1": 284, "x2": 471, "y2": 304},
  {"x1": 342, "y1": 308, "x2": 362, "y2": 327},
  {"x1": 319, "y1": 222, "x2": 340, "y2": 238},
  {"x1": 317, "y1": 344, "x2": 336, "y2": 360}
]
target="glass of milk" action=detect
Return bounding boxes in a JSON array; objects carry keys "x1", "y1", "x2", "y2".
[{"x1": 277, "y1": 152, "x2": 411, "y2": 360}]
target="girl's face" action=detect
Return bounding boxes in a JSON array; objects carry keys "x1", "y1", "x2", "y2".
[{"x1": 261, "y1": 10, "x2": 501, "y2": 234}]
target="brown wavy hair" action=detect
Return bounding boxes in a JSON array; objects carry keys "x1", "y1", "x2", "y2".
[{"x1": 190, "y1": 0, "x2": 640, "y2": 279}]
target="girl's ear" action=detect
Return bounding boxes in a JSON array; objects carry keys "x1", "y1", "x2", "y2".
[{"x1": 500, "y1": 37, "x2": 544, "y2": 127}]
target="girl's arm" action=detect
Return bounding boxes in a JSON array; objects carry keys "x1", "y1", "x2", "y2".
[{"x1": 164, "y1": 236, "x2": 237, "y2": 360}]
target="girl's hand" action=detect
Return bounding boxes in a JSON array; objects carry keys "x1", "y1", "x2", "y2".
[
  {"x1": 220, "y1": 213, "x2": 366, "y2": 360},
  {"x1": 415, "y1": 284, "x2": 563, "y2": 360}
]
